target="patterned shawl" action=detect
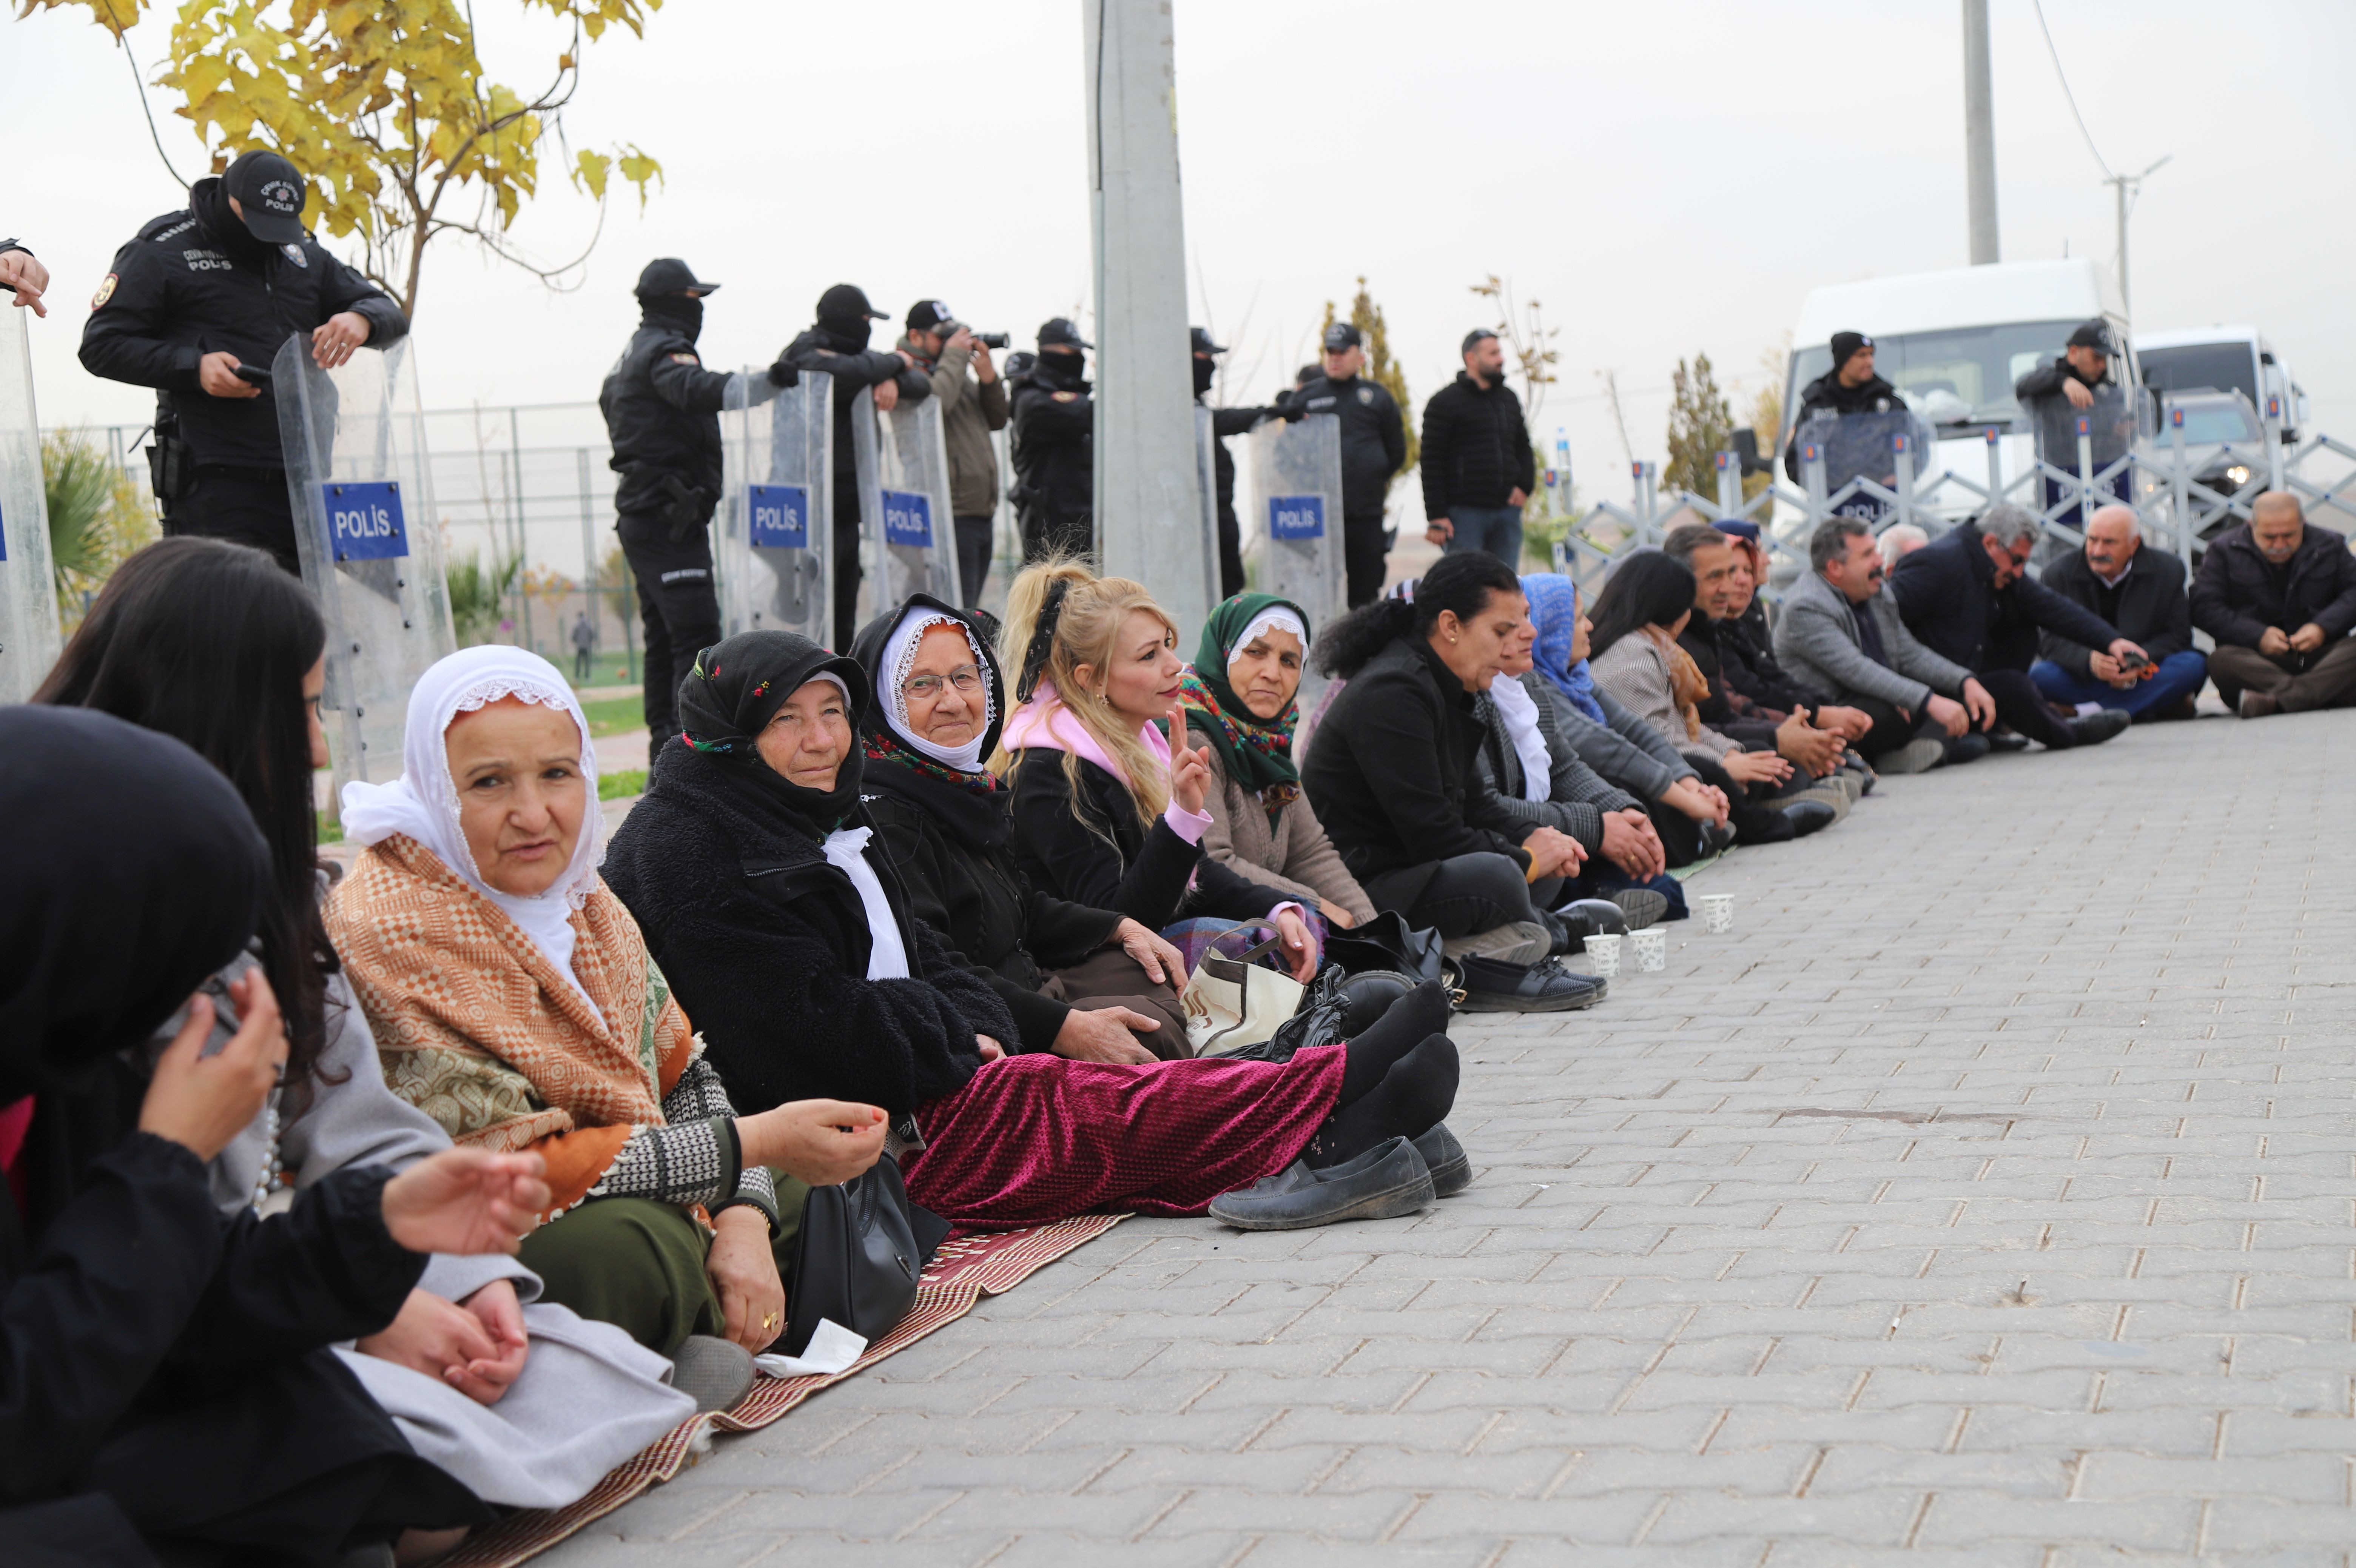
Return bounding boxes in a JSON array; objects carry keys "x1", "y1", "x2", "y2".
[
  {"x1": 1644, "y1": 624, "x2": 1713, "y2": 742},
  {"x1": 327, "y1": 832, "x2": 695, "y2": 1215},
  {"x1": 1179, "y1": 592, "x2": 1311, "y2": 823}
]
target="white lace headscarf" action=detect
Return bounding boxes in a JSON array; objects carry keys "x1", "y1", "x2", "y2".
[
  {"x1": 876, "y1": 608, "x2": 997, "y2": 774},
  {"x1": 341, "y1": 645, "x2": 603, "y2": 1007}
]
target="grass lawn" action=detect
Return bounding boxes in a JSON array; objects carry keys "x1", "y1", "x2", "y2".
[{"x1": 581, "y1": 693, "x2": 645, "y2": 738}]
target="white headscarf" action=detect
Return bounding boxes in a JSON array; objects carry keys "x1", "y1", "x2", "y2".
[
  {"x1": 1487, "y1": 675, "x2": 1553, "y2": 802},
  {"x1": 341, "y1": 645, "x2": 604, "y2": 1008},
  {"x1": 1230, "y1": 605, "x2": 1307, "y2": 664},
  {"x1": 876, "y1": 608, "x2": 996, "y2": 775}
]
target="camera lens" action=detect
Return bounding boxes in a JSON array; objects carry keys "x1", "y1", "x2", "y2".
[{"x1": 976, "y1": 332, "x2": 1011, "y2": 350}]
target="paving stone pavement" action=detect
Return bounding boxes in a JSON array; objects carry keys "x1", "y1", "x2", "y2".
[{"x1": 541, "y1": 711, "x2": 2356, "y2": 1566}]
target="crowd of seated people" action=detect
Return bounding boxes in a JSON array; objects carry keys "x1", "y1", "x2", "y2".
[{"x1": 11, "y1": 488, "x2": 2331, "y2": 1561}]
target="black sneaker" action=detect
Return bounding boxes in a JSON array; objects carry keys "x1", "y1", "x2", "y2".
[
  {"x1": 1779, "y1": 798, "x2": 1837, "y2": 838},
  {"x1": 2067, "y1": 708, "x2": 2131, "y2": 745},
  {"x1": 1456, "y1": 953, "x2": 1607, "y2": 1012}
]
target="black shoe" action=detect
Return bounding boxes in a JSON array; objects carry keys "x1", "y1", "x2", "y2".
[
  {"x1": 2067, "y1": 708, "x2": 2131, "y2": 745},
  {"x1": 1334, "y1": 970, "x2": 1420, "y2": 1037},
  {"x1": 1698, "y1": 819, "x2": 1738, "y2": 856},
  {"x1": 1779, "y1": 798, "x2": 1837, "y2": 838},
  {"x1": 1456, "y1": 953, "x2": 1607, "y2": 1012},
  {"x1": 1553, "y1": 896, "x2": 1631, "y2": 950},
  {"x1": 1945, "y1": 733, "x2": 1991, "y2": 765},
  {"x1": 1207, "y1": 1136, "x2": 1435, "y2": 1230},
  {"x1": 1412, "y1": 1122, "x2": 1471, "y2": 1197},
  {"x1": 1987, "y1": 729, "x2": 2032, "y2": 753},
  {"x1": 1606, "y1": 889, "x2": 1669, "y2": 930}
]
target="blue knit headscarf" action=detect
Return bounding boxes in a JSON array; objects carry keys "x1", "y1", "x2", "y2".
[{"x1": 1521, "y1": 573, "x2": 1606, "y2": 723}]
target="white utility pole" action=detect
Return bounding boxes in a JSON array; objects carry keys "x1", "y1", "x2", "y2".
[
  {"x1": 1963, "y1": 0, "x2": 2000, "y2": 265},
  {"x1": 1084, "y1": 0, "x2": 1209, "y2": 637},
  {"x1": 2105, "y1": 156, "x2": 2172, "y2": 326}
]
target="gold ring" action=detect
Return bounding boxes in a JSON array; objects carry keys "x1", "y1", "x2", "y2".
[{"x1": 762, "y1": 1312, "x2": 777, "y2": 1330}]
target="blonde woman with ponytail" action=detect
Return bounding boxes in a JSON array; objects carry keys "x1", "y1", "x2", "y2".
[{"x1": 996, "y1": 559, "x2": 1318, "y2": 981}]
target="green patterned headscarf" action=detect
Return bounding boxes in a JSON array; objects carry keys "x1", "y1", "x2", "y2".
[{"x1": 1176, "y1": 592, "x2": 1312, "y2": 819}]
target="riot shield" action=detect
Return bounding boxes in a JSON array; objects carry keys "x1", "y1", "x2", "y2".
[
  {"x1": 1247, "y1": 412, "x2": 1345, "y2": 632},
  {"x1": 717, "y1": 368, "x2": 832, "y2": 645},
  {"x1": 2032, "y1": 378, "x2": 2140, "y2": 495},
  {"x1": 274, "y1": 334, "x2": 454, "y2": 810},
  {"x1": 0, "y1": 305, "x2": 61, "y2": 703},
  {"x1": 1796, "y1": 407, "x2": 1938, "y2": 522},
  {"x1": 1193, "y1": 404, "x2": 1222, "y2": 610},
  {"x1": 851, "y1": 385, "x2": 961, "y2": 615}
]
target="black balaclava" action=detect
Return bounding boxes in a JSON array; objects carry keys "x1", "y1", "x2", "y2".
[
  {"x1": 674, "y1": 630, "x2": 872, "y2": 843},
  {"x1": 819, "y1": 313, "x2": 873, "y2": 354},
  {"x1": 1033, "y1": 348, "x2": 1086, "y2": 391},
  {"x1": 190, "y1": 177, "x2": 274, "y2": 269},
  {"x1": 641, "y1": 291, "x2": 703, "y2": 345},
  {"x1": 1192, "y1": 355, "x2": 1216, "y2": 398}
]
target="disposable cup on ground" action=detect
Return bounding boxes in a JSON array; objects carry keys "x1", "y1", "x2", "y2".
[
  {"x1": 1630, "y1": 928, "x2": 1667, "y2": 972},
  {"x1": 1584, "y1": 932, "x2": 1622, "y2": 976},
  {"x1": 1698, "y1": 893, "x2": 1735, "y2": 934}
]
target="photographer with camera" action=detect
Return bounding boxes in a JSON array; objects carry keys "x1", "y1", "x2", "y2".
[
  {"x1": 900, "y1": 300, "x2": 1009, "y2": 606},
  {"x1": 601, "y1": 258, "x2": 800, "y2": 761},
  {"x1": 80, "y1": 150, "x2": 407, "y2": 575}
]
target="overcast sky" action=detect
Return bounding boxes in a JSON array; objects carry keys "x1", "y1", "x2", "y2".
[{"x1": 9, "y1": 0, "x2": 2353, "y2": 508}]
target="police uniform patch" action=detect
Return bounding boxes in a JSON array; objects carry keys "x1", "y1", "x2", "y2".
[
  {"x1": 91, "y1": 273, "x2": 118, "y2": 310},
  {"x1": 668, "y1": 352, "x2": 699, "y2": 365},
  {"x1": 1358, "y1": 386, "x2": 1374, "y2": 404},
  {"x1": 282, "y1": 243, "x2": 308, "y2": 268}
]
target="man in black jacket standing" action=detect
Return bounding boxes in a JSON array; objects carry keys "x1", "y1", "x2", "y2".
[
  {"x1": 2191, "y1": 491, "x2": 2356, "y2": 717},
  {"x1": 1191, "y1": 327, "x2": 1289, "y2": 599},
  {"x1": 1782, "y1": 332, "x2": 1904, "y2": 483},
  {"x1": 2015, "y1": 322, "x2": 2132, "y2": 534},
  {"x1": 1420, "y1": 329, "x2": 1532, "y2": 567},
  {"x1": 780, "y1": 284, "x2": 934, "y2": 649},
  {"x1": 2030, "y1": 504, "x2": 2206, "y2": 722},
  {"x1": 1008, "y1": 318, "x2": 1095, "y2": 564},
  {"x1": 80, "y1": 150, "x2": 407, "y2": 574},
  {"x1": 1888, "y1": 504, "x2": 2141, "y2": 750},
  {"x1": 1294, "y1": 323, "x2": 1407, "y2": 605},
  {"x1": 601, "y1": 258, "x2": 799, "y2": 759}
]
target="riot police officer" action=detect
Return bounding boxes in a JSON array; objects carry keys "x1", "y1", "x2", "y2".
[
  {"x1": 1291, "y1": 322, "x2": 1407, "y2": 606},
  {"x1": 1191, "y1": 327, "x2": 1292, "y2": 599},
  {"x1": 1008, "y1": 317, "x2": 1095, "y2": 562},
  {"x1": 600, "y1": 257, "x2": 797, "y2": 760},
  {"x1": 80, "y1": 149, "x2": 407, "y2": 575}
]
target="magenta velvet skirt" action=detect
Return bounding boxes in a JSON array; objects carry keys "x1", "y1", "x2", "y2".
[{"x1": 904, "y1": 1044, "x2": 1345, "y2": 1228}]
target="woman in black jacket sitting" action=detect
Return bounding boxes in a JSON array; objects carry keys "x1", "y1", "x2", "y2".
[
  {"x1": 604, "y1": 630, "x2": 1468, "y2": 1231},
  {"x1": 848, "y1": 593, "x2": 1190, "y2": 1062},
  {"x1": 1300, "y1": 551, "x2": 1603, "y2": 1014},
  {"x1": 994, "y1": 560, "x2": 1320, "y2": 983}
]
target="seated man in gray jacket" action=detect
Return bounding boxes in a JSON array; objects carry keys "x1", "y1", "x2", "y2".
[{"x1": 1775, "y1": 519, "x2": 1996, "y2": 774}]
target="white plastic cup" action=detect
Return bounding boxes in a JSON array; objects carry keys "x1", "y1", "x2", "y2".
[
  {"x1": 1698, "y1": 893, "x2": 1735, "y2": 934},
  {"x1": 1584, "y1": 932, "x2": 1622, "y2": 976},
  {"x1": 1630, "y1": 927, "x2": 1667, "y2": 972}
]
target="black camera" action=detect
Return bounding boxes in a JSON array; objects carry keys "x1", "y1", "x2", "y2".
[{"x1": 973, "y1": 332, "x2": 1010, "y2": 349}]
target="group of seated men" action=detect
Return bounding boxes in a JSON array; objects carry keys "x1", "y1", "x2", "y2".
[{"x1": 1762, "y1": 490, "x2": 2356, "y2": 767}]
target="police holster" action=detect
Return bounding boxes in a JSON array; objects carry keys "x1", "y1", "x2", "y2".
[
  {"x1": 145, "y1": 407, "x2": 193, "y2": 519},
  {"x1": 655, "y1": 473, "x2": 718, "y2": 542}
]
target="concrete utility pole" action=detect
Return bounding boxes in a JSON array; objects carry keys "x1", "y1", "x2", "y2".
[
  {"x1": 1963, "y1": 0, "x2": 2000, "y2": 265},
  {"x1": 1084, "y1": 0, "x2": 1210, "y2": 637}
]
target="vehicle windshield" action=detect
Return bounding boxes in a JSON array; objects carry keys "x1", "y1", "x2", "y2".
[
  {"x1": 2137, "y1": 343, "x2": 2259, "y2": 410},
  {"x1": 1785, "y1": 319, "x2": 2086, "y2": 437},
  {"x1": 2165, "y1": 397, "x2": 2260, "y2": 445}
]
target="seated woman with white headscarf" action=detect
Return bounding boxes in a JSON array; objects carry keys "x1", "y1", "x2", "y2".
[
  {"x1": 326, "y1": 646, "x2": 890, "y2": 1403},
  {"x1": 604, "y1": 630, "x2": 1466, "y2": 1232}
]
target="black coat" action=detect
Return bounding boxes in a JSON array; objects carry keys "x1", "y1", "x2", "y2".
[
  {"x1": 1202, "y1": 401, "x2": 1277, "y2": 543},
  {"x1": 1889, "y1": 521, "x2": 2122, "y2": 674},
  {"x1": 1782, "y1": 370, "x2": 1904, "y2": 481},
  {"x1": 2037, "y1": 545, "x2": 2194, "y2": 679},
  {"x1": 781, "y1": 327, "x2": 933, "y2": 518},
  {"x1": 1, "y1": 1130, "x2": 477, "y2": 1562},
  {"x1": 1009, "y1": 353, "x2": 1095, "y2": 539},
  {"x1": 1719, "y1": 599, "x2": 1828, "y2": 711},
  {"x1": 1007, "y1": 746, "x2": 1293, "y2": 929},
  {"x1": 1300, "y1": 635, "x2": 1530, "y2": 901},
  {"x1": 1418, "y1": 372, "x2": 1532, "y2": 519},
  {"x1": 598, "y1": 311, "x2": 737, "y2": 517},
  {"x1": 1677, "y1": 620, "x2": 1780, "y2": 750},
  {"x1": 603, "y1": 741, "x2": 1015, "y2": 1118},
  {"x1": 79, "y1": 178, "x2": 408, "y2": 469},
  {"x1": 2189, "y1": 521, "x2": 2356, "y2": 653},
  {"x1": 1292, "y1": 373, "x2": 1407, "y2": 517}
]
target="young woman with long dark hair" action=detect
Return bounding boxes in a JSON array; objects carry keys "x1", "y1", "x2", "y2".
[
  {"x1": 1301, "y1": 551, "x2": 1605, "y2": 1014},
  {"x1": 1584, "y1": 551, "x2": 1835, "y2": 846}
]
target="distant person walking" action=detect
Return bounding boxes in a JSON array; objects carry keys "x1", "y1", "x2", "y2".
[
  {"x1": 1420, "y1": 329, "x2": 1532, "y2": 569},
  {"x1": 570, "y1": 609, "x2": 598, "y2": 681}
]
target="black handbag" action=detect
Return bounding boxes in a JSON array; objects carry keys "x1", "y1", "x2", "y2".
[
  {"x1": 1323, "y1": 910, "x2": 1446, "y2": 985},
  {"x1": 780, "y1": 1154, "x2": 950, "y2": 1359}
]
